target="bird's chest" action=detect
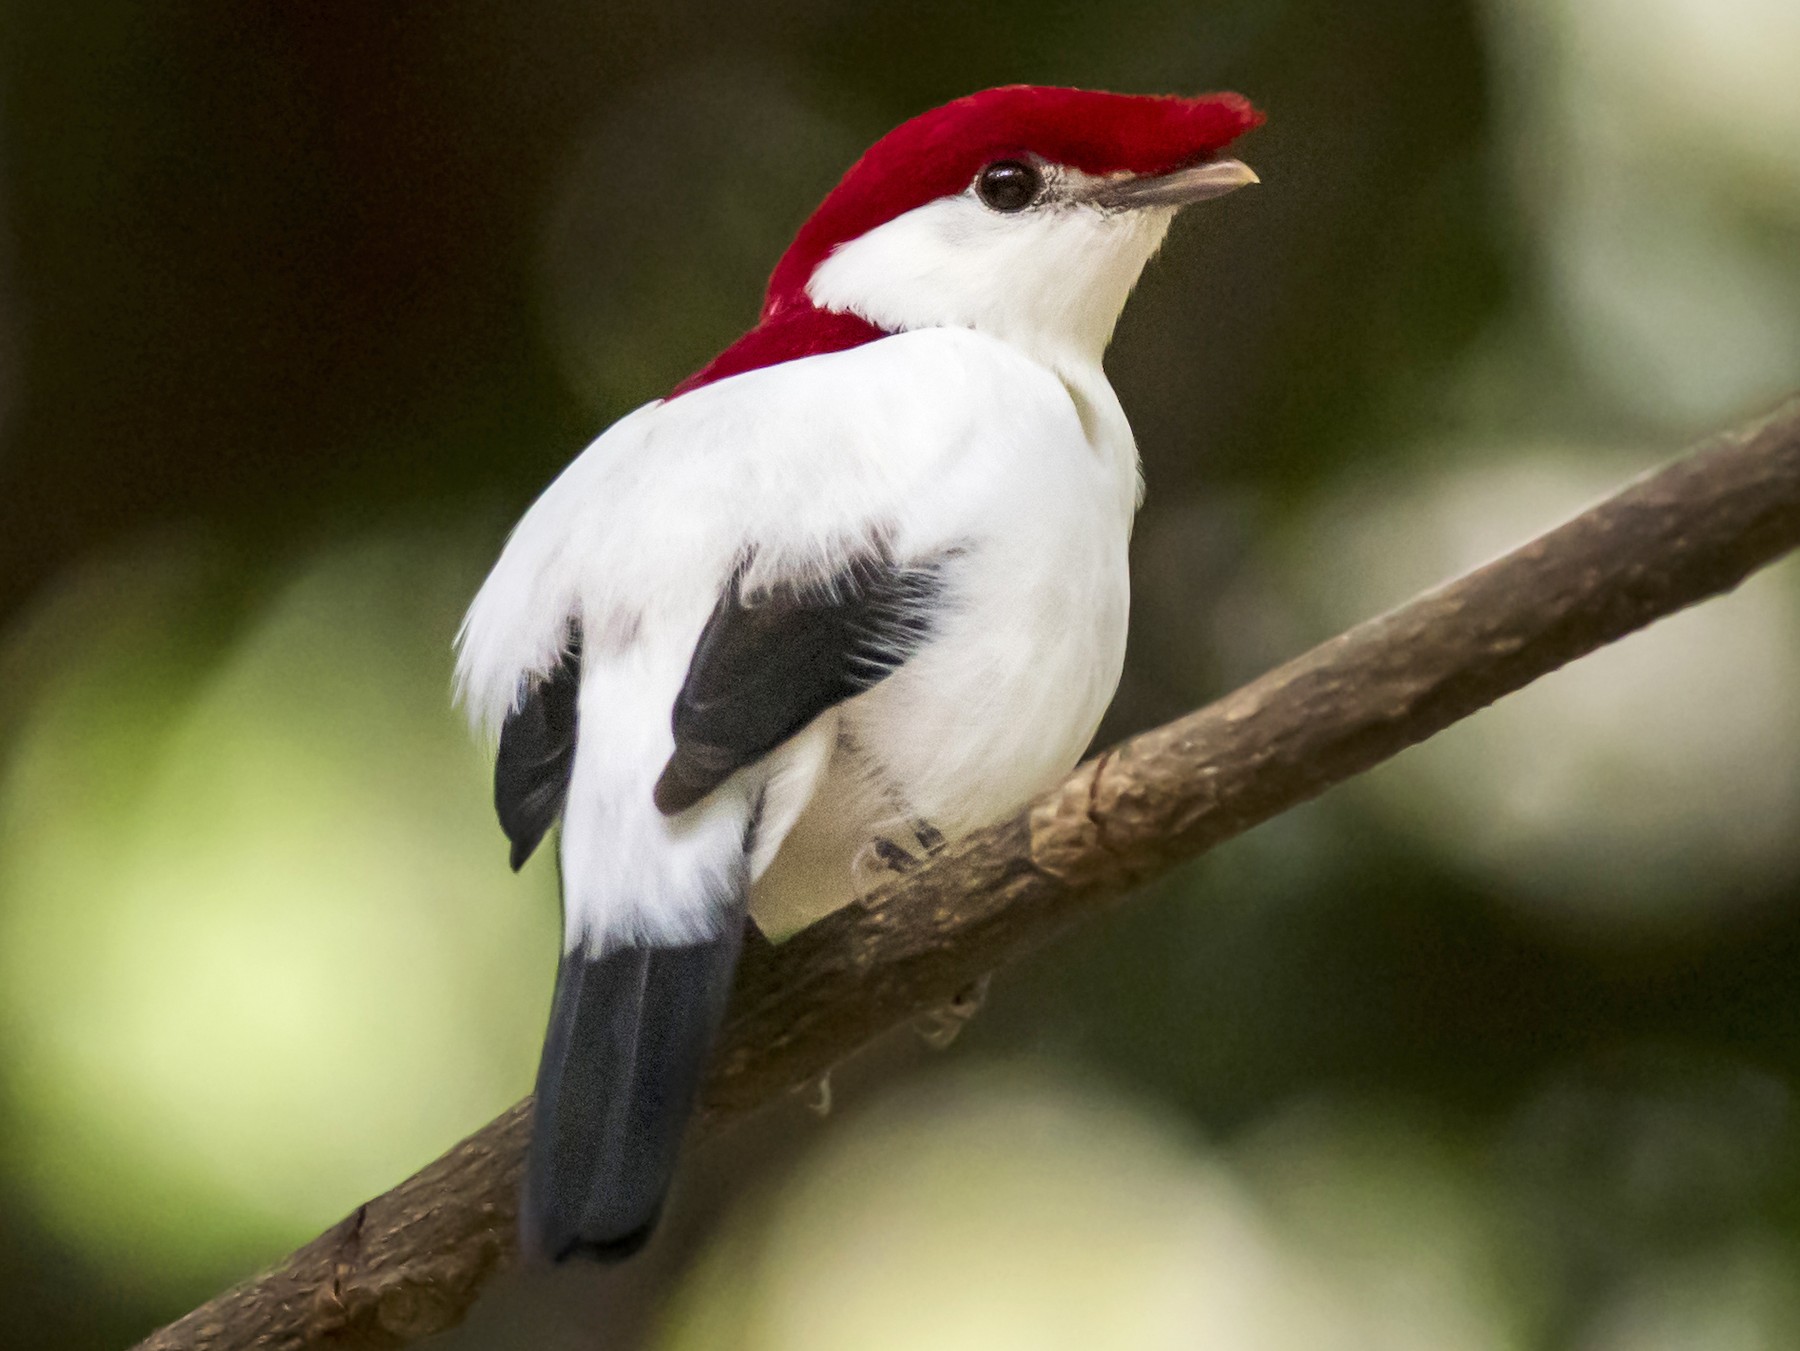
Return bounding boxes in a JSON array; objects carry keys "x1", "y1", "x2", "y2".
[
  {"x1": 746, "y1": 351, "x2": 1139, "y2": 937},
  {"x1": 848, "y1": 395, "x2": 1137, "y2": 832},
  {"x1": 869, "y1": 505, "x2": 1128, "y2": 824},
  {"x1": 749, "y1": 503, "x2": 1129, "y2": 939}
]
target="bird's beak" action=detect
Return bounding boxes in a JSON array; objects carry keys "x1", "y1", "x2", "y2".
[{"x1": 1081, "y1": 157, "x2": 1260, "y2": 210}]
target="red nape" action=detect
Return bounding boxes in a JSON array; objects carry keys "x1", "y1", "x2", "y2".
[{"x1": 669, "y1": 307, "x2": 889, "y2": 398}]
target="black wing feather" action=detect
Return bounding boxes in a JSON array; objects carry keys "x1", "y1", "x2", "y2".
[
  {"x1": 495, "y1": 630, "x2": 582, "y2": 871},
  {"x1": 653, "y1": 549, "x2": 947, "y2": 814}
]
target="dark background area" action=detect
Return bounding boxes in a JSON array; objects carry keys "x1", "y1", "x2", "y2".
[{"x1": 2, "y1": 2, "x2": 1798, "y2": 1347}]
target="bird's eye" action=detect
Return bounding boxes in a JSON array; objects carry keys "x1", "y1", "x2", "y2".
[{"x1": 975, "y1": 160, "x2": 1042, "y2": 212}]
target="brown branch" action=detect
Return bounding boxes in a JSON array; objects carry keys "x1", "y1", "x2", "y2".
[{"x1": 137, "y1": 397, "x2": 1800, "y2": 1350}]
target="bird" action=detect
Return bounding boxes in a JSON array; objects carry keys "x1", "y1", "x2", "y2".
[{"x1": 455, "y1": 84, "x2": 1262, "y2": 1263}]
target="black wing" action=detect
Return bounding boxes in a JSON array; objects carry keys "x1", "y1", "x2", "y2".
[
  {"x1": 653, "y1": 548, "x2": 949, "y2": 815},
  {"x1": 495, "y1": 630, "x2": 582, "y2": 871}
]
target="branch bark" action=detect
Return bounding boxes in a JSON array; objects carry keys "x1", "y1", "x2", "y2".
[{"x1": 138, "y1": 397, "x2": 1800, "y2": 1350}]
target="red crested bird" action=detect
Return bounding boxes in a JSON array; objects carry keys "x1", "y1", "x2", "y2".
[{"x1": 457, "y1": 84, "x2": 1262, "y2": 1262}]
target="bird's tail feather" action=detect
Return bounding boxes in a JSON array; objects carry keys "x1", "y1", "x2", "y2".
[{"x1": 523, "y1": 913, "x2": 744, "y2": 1263}]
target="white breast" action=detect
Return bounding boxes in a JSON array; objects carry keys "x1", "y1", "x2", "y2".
[
  {"x1": 457, "y1": 327, "x2": 1140, "y2": 948},
  {"x1": 746, "y1": 358, "x2": 1139, "y2": 936}
]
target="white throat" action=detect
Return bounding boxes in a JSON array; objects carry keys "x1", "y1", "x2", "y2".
[{"x1": 805, "y1": 185, "x2": 1176, "y2": 375}]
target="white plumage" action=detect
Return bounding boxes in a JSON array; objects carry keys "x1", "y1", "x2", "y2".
[
  {"x1": 457, "y1": 321, "x2": 1139, "y2": 946},
  {"x1": 452, "y1": 83, "x2": 1262, "y2": 1261}
]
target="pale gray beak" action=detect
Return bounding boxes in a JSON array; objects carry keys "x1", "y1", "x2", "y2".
[{"x1": 1081, "y1": 157, "x2": 1260, "y2": 210}]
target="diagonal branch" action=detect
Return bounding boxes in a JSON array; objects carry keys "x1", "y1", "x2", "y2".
[{"x1": 137, "y1": 397, "x2": 1800, "y2": 1350}]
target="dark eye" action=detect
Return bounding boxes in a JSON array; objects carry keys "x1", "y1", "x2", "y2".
[{"x1": 975, "y1": 160, "x2": 1042, "y2": 212}]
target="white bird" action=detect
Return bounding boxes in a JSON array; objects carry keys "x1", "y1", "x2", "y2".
[{"x1": 456, "y1": 83, "x2": 1262, "y2": 1261}]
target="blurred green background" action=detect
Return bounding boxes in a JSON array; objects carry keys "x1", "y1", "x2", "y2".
[{"x1": 2, "y1": 1, "x2": 1799, "y2": 1347}]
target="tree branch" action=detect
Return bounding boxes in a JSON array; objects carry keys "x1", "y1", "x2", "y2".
[{"x1": 137, "y1": 397, "x2": 1800, "y2": 1350}]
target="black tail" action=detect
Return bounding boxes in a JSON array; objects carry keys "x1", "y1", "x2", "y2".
[{"x1": 523, "y1": 919, "x2": 744, "y2": 1263}]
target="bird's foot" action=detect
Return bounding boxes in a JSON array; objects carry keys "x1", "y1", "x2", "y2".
[
  {"x1": 851, "y1": 838, "x2": 912, "y2": 896},
  {"x1": 850, "y1": 819, "x2": 945, "y2": 896},
  {"x1": 912, "y1": 819, "x2": 946, "y2": 854},
  {"x1": 871, "y1": 837, "x2": 921, "y2": 873},
  {"x1": 912, "y1": 973, "x2": 992, "y2": 1051}
]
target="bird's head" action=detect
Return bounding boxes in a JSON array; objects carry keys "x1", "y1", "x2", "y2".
[{"x1": 769, "y1": 85, "x2": 1262, "y2": 369}]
